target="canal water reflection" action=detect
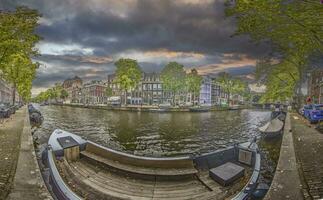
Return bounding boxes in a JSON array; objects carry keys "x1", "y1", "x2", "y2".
[{"x1": 34, "y1": 105, "x2": 272, "y2": 157}]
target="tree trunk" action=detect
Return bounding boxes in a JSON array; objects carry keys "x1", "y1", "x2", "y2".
[
  {"x1": 173, "y1": 92, "x2": 176, "y2": 106},
  {"x1": 124, "y1": 90, "x2": 127, "y2": 105},
  {"x1": 192, "y1": 92, "x2": 195, "y2": 106},
  {"x1": 12, "y1": 84, "x2": 16, "y2": 106}
]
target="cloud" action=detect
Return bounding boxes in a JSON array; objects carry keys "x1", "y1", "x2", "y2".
[
  {"x1": 0, "y1": 0, "x2": 270, "y2": 95},
  {"x1": 195, "y1": 54, "x2": 257, "y2": 75}
]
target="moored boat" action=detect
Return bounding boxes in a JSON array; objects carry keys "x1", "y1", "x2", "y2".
[
  {"x1": 229, "y1": 105, "x2": 240, "y2": 110},
  {"x1": 41, "y1": 129, "x2": 262, "y2": 200},
  {"x1": 259, "y1": 118, "x2": 284, "y2": 138},
  {"x1": 189, "y1": 106, "x2": 210, "y2": 112}
]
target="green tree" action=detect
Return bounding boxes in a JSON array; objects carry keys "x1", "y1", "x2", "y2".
[
  {"x1": 215, "y1": 72, "x2": 247, "y2": 105},
  {"x1": 2, "y1": 53, "x2": 37, "y2": 104},
  {"x1": 186, "y1": 69, "x2": 202, "y2": 105},
  {"x1": 114, "y1": 58, "x2": 142, "y2": 105},
  {"x1": 160, "y1": 62, "x2": 186, "y2": 106},
  {"x1": 105, "y1": 86, "x2": 113, "y2": 97},
  {"x1": 225, "y1": 0, "x2": 323, "y2": 104},
  {"x1": 60, "y1": 89, "x2": 69, "y2": 100},
  {"x1": 0, "y1": 6, "x2": 41, "y2": 104}
]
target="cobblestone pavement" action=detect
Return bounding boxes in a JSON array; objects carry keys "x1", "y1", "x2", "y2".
[
  {"x1": 0, "y1": 108, "x2": 25, "y2": 200},
  {"x1": 291, "y1": 114, "x2": 323, "y2": 200}
]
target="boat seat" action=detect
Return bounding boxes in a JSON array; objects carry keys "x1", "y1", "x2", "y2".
[
  {"x1": 80, "y1": 142, "x2": 198, "y2": 177},
  {"x1": 209, "y1": 162, "x2": 245, "y2": 186}
]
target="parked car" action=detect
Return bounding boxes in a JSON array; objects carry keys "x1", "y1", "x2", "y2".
[
  {"x1": 303, "y1": 104, "x2": 323, "y2": 123},
  {"x1": 0, "y1": 104, "x2": 11, "y2": 118}
]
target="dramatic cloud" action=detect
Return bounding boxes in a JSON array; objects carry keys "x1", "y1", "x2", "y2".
[{"x1": 0, "y1": 0, "x2": 270, "y2": 95}]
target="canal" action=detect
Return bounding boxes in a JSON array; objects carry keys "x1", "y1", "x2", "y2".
[
  {"x1": 34, "y1": 105, "x2": 273, "y2": 157},
  {"x1": 33, "y1": 105, "x2": 281, "y2": 194}
]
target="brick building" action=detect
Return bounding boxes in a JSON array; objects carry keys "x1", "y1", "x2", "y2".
[
  {"x1": 82, "y1": 80, "x2": 107, "y2": 105},
  {"x1": 62, "y1": 76, "x2": 83, "y2": 103}
]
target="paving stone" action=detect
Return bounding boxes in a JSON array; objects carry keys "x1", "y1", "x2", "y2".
[{"x1": 291, "y1": 114, "x2": 323, "y2": 199}]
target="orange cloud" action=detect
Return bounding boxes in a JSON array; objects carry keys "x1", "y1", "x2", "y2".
[
  {"x1": 195, "y1": 54, "x2": 257, "y2": 75},
  {"x1": 57, "y1": 55, "x2": 113, "y2": 64},
  {"x1": 143, "y1": 49, "x2": 205, "y2": 59}
]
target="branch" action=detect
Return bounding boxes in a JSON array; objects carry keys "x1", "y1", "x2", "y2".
[{"x1": 284, "y1": 13, "x2": 323, "y2": 45}]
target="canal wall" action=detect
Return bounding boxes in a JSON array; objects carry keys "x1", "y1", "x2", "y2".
[
  {"x1": 7, "y1": 107, "x2": 52, "y2": 200},
  {"x1": 264, "y1": 113, "x2": 303, "y2": 200},
  {"x1": 51, "y1": 103, "x2": 251, "y2": 112}
]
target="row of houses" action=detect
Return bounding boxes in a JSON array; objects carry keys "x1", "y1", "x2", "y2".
[
  {"x1": 62, "y1": 73, "x2": 244, "y2": 106},
  {"x1": 0, "y1": 78, "x2": 21, "y2": 105}
]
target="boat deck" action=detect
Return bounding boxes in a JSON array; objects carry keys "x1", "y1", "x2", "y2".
[{"x1": 57, "y1": 157, "x2": 250, "y2": 200}]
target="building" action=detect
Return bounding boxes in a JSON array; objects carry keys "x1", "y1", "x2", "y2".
[
  {"x1": 308, "y1": 69, "x2": 323, "y2": 104},
  {"x1": 0, "y1": 78, "x2": 12, "y2": 104},
  {"x1": 141, "y1": 72, "x2": 170, "y2": 105},
  {"x1": 62, "y1": 76, "x2": 83, "y2": 103},
  {"x1": 199, "y1": 76, "x2": 212, "y2": 106},
  {"x1": 82, "y1": 80, "x2": 107, "y2": 105},
  {"x1": 211, "y1": 81, "x2": 229, "y2": 106},
  {"x1": 106, "y1": 73, "x2": 185, "y2": 106}
]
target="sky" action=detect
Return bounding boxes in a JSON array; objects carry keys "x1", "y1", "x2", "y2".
[{"x1": 0, "y1": 0, "x2": 271, "y2": 96}]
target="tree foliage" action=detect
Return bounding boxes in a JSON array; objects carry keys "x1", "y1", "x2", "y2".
[
  {"x1": 105, "y1": 86, "x2": 113, "y2": 97},
  {"x1": 33, "y1": 84, "x2": 68, "y2": 103},
  {"x1": 0, "y1": 6, "x2": 41, "y2": 103},
  {"x1": 186, "y1": 69, "x2": 202, "y2": 104},
  {"x1": 60, "y1": 89, "x2": 69, "y2": 100},
  {"x1": 160, "y1": 62, "x2": 186, "y2": 105},
  {"x1": 214, "y1": 72, "x2": 247, "y2": 104},
  {"x1": 226, "y1": 0, "x2": 323, "y2": 103},
  {"x1": 115, "y1": 58, "x2": 142, "y2": 105}
]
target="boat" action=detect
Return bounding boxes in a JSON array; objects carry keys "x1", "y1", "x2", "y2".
[
  {"x1": 41, "y1": 129, "x2": 261, "y2": 200},
  {"x1": 229, "y1": 105, "x2": 240, "y2": 110},
  {"x1": 148, "y1": 108, "x2": 168, "y2": 112},
  {"x1": 259, "y1": 118, "x2": 284, "y2": 138},
  {"x1": 189, "y1": 106, "x2": 210, "y2": 112},
  {"x1": 28, "y1": 104, "x2": 44, "y2": 125}
]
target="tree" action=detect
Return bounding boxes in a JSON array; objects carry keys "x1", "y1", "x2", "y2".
[
  {"x1": 60, "y1": 89, "x2": 69, "y2": 100},
  {"x1": 114, "y1": 58, "x2": 142, "y2": 105},
  {"x1": 0, "y1": 6, "x2": 41, "y2": 104},
  {"x1": 186, "y1": 69, "x2": 202, "y2": 105},
  {"x1": 160, "y1": 62, "x2": 186, "y2": 106},
  {"x1": 215, "y1": 72, "x2": 247, "y2": 106},
  {"x1": 2, "y1": 53, "x2": 37, "y2": 104},
  {"x1": 226, "y1": 0, "x2": 323, "y2": 104},
  {"x1": 105, "y1": 86, "x2": 113, "y2": 97}
]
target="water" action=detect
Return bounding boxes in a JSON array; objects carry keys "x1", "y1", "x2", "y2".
[{"x1": 33, "y1": 105, "x2": 272, "y2": 157}]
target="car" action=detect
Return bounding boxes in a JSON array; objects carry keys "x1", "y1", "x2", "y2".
[
  {"x1": 0, "y1": 104, "x2": 11, "y2": 118},
  {"x1": 303, "y1": 104, "x2": 323, "y2": 123}
]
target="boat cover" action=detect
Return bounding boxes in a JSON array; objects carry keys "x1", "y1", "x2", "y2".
[{"x1": 258, "y1": 118, "x2": 284, "y2": 133}]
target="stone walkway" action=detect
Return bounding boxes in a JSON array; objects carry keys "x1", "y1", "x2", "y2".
[
  {"x1": 0, "y1": 109, "x2": 25, "y2": 200},
  {"x1": 291, "y1": 114, "x2": 323, "y2": 199},
  {"x1": 7, "y1": 107, "x2": 52, "y2": 200}
]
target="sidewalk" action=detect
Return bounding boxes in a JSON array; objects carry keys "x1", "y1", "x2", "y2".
[
  {"x1": 7, "y1": 107, "x2": 52, "y2": 200},
  {"x1": 0, "y1": 108, "x2": 25, "y2": 199},
  {"x1": 291, "y1": 114, "x2": 323, "y2": 199}
]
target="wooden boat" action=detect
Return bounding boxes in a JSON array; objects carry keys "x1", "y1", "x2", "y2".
[
  {"x1": 42, "y1": 129, "x2": 261, "y2": 200},
  {"x1": 259, "y1": 118, "x2": 284, "y2": 138}
]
